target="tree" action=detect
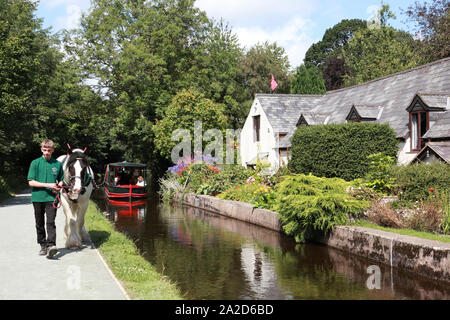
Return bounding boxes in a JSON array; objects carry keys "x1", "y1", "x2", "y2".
[
  {"x1": 239, "y1": 41, "x2": 291, "y2": 97},
  {"x1": 64, "y1": 0, "x2": 248, "y2": 178},
  {"x1": 0, "y1": 0, "x2": 60, "y2": 174},
  {"x1": 153, "y1": 88, "x2": 228, "y2": 161},
  {"x1": 304, "y1": 19, "x2": 367, "y2": 69},
  {"x1": 183, "y1": 20, "x2": 247, "y2": 129},
  {"x1": 290, "y1": 65, "x2": 326, "y2": 94},
  {"x1": 343, "y1": 26, "x2": 423, "y2": 86},
  {"x1": 322, "y1": 56, "x2": 352, "y2": 91},
  {"x1": 343, "y1": 5, "x2": 423, "y2": 86},
  {"x1": 403, "y1": 0, "x2": 450, "y2": 61}
]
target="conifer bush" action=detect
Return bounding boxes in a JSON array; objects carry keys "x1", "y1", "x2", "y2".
[{"x1": 274, "y1": 174, "x2": 369, "y2": 243}]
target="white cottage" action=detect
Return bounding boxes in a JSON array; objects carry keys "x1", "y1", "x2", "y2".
[{"x1": 240, "y1": 57, "x2": 450, "y2": 169}]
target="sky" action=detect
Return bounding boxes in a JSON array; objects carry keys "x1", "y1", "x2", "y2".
[{"x1": 36, "y1": 0, "x2": 420, "y2": 68}]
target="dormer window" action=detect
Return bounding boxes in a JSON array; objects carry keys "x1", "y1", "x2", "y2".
[
  {"x1": 406, "y1": 94, "x2": 446, "y2": 152},
  {"x1": 346, "y1": 105, "x2": 379, "y2": 123},
  {"x1": 296, "y1": 114, "x2": 308, "y2": 126}
]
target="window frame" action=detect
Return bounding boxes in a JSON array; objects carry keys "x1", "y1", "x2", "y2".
[
  {"x1": 409, "y1": 111, "x2": 429, "y2": 152},
  {"x1": 253, "y1": 115, "x2": 260, "y2": 142}
]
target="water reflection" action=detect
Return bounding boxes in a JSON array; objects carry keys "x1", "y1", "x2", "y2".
[{"x1": 95, "y1": 198, "x2": 450, "y2": 300}]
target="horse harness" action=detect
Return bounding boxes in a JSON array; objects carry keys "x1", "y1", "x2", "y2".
[{"x1": 52, "y1": 156, "x2": 94, "y2": 208}]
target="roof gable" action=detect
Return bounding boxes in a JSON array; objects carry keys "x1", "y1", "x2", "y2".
[{"x1": 406, "y1": 94, "x2": 447, "y2": 112}]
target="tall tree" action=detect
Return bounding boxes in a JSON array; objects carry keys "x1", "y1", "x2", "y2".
[
  {"x1": 64, "y1": 0, "x2": 248, "y2": 176},
  {"x1": 153, "y1": 88, "x2": 228, "y2": 161},
  {"x1": 304, "y1": 19, "x2": 367, "y2": 69},
  {"x1": 403, "y1": 0, "x2": 450, "y2": 61},
  {"x1": 0, "y1": 0, "x2": 59, "y2": 174},
  {"x1": 343, "y1": 5, "x2": 423, "y2": 86},
  {"x1": 238, "y1": 41, "x2": 290, "y2": 119},
  {"x1": 290, "y1": 65, "x2": 326, "y2": 94},
  {"x1": 322, "y1": 56, "x2": 352, "y2": 91}
]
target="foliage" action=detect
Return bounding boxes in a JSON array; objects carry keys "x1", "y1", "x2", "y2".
[
  {"x1": 0, "y1": 0, "x2": 56, "y2": 174},
  {"x1": 160, "y1": 158, "x2": 255, "y2": 200},
  {"x1": 364, "y1": 153, "x2": 397, "y2": 194},
  {"x1": 217, "y1": 183, "x2": 262, "y2": 203},
  {"x1": 388, "y1": 162, "x2": 450, "y2": 201},
  {"x1": 343, "y1": 26, "x2": 423, "y2": 86},
  {"x1": 405, "y1": 198, "x2": 445, "y2": 233},
  {"x1": 216, "y1": 162, "x2": 280, "y2": 209},
  {"x1": 304, "y1": 19, "x2": 367, "y2": 69},
  {"x1": 158, "y1": 174, "x2": 184, "y2": 202},
  {"x1": 63, "y1": 0, "x2": 249, "y2": 182},
  {"x1": 290, "y1": 65, "x2": 326, "y2": 94},
  {"x1": 440, "y1": 191, "x2": 450, "y2": 234},
  {"x1": 153, "y1": 88, "x2": 228, "y2": 160},
  {"x1": 364, "y1": 200, "x2": 406, "y2": 229},
  {"x1": 322, "y1": 56, "x2": 352, "y2": 91},
  {"x1": 289, "y1": 123, "x2": 398, "y2": 181},
  {"x1": 274, "y1": 174, "x2": 369, "y2": 243},
  {"x1": 403, "y1": 0, "x2": 450, "y2": 61},
  {"x1": 239, "y1": 41, "x2": 291, "y2": 97}
]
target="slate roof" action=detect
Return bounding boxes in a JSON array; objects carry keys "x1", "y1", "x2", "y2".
[
  {"x1": 302, "y1": 113, "x2": 331, "y2": 125},
  {"x1": 418, "y1": 93, "x2": 449, "y2": 110},
  {"x1": 255, "y1": 57, "x2": 450, "y2": 148},
  {"x1": 255, "y1": 94, "x2": 322, "y2": 133},
  {"x1": 423, "y1": 111, "x2": 450, "y2": 139}
]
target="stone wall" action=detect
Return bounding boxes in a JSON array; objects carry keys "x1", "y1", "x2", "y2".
[{"x1": 174, "y1": 192, "x2": 450, "y2": 284}]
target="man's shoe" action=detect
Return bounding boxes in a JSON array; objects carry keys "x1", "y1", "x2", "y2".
[
  {"x1": 46, "y1": 246, "x2": 58, "y2": 259},
  {"x1": 39, "y1": 245, "x2": 47, "y2": 256}
]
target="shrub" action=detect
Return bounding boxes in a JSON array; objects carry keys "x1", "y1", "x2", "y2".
[
  {"x1": 217, "y1": 183, "x2": 262, "y2": 203},
  {"x1": 364, "y1": 152, "x2": 397, "y2": 194},
  {"x1": 440, "y1": 191, "x2": 450, "y2": 235},
  {"x1": 289, "y1": 123, "x2": 398, "y2": 181},
  {"x1": 388, "y1": 162, "x2": 450, "y2": 201},
  {"x1": 274, "y1": 174, "x2": 369, "y2": 243},
  {"x1": 404, "y1": 199, "x2": 444, "y2": 233},
  {"x1": 364, "y1": 200, "x2": 405, "y2": 228}
]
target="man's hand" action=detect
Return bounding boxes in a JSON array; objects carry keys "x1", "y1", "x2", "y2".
[{"x1": 49, "y1": 183, "x2": 61, "y2": 192}]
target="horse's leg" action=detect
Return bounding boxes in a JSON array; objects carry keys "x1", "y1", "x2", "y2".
[
  {"x1": 77, "y1": 199, "x2": 90, "y2": 244},
  {"x1": 62, "y1": 200, "x2": 82, "y2": 249}
]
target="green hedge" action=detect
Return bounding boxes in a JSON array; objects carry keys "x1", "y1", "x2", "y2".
[{"x1": 289, "y1": 123, "x2": 398, "y2": 181}]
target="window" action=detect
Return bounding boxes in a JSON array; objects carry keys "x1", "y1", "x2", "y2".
[
  {"x1": 253, "y1": 115, "x2": 260, "y2": 142},
  {"x1": 410, "y1": 111, "x2": 428, "y2": 151}
]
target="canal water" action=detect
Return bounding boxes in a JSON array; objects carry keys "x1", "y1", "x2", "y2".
[{"x1": 93, "y1": 197, "x2": 450, "y2": 300}]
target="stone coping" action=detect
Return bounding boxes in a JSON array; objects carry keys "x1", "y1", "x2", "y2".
[{"x1": 174, "y1": 192, "x2": 450, "y2": 284}]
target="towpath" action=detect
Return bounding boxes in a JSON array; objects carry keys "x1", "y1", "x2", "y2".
[{"x1": 0, "y1": 189, "x2": 128, "y2": 300}]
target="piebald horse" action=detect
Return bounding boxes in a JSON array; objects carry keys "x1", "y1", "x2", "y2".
[{"x1": 57, "y1": 147, "x2": 94, "y2": 249}]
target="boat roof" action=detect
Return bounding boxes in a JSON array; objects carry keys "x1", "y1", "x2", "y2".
[{"x1": 108, "y1": 161, "x2": 147, "y2": 168}]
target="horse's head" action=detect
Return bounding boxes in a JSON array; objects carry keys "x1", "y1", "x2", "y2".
[{"x1": 64, "y1": 148, "x2": 90, "y2": 200}]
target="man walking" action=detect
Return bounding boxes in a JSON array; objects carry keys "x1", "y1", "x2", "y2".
[{"x1": 27, "y1": 139, "x2": 63, "y2": 259}]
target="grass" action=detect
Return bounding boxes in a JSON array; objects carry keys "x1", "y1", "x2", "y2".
[
  {"x1": 84, "y1": 201, "x2": 183, "y2": 300},
  {"x1": 351, "y1": 219, "x2": 450, "y2": 243}
]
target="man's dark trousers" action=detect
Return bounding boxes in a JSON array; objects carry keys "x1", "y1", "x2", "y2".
[{"x1": 33, "y1": 202, "x2": 57, "y2": 247}]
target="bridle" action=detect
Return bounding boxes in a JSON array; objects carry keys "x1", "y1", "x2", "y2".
[{"x1": 53, "y1": 154, "x2": 92, "y2": 208}]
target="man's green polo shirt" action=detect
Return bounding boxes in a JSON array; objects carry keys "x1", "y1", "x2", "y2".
[{"x1": 27, "y1": 156, "x2": 63, "y2": 202}]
